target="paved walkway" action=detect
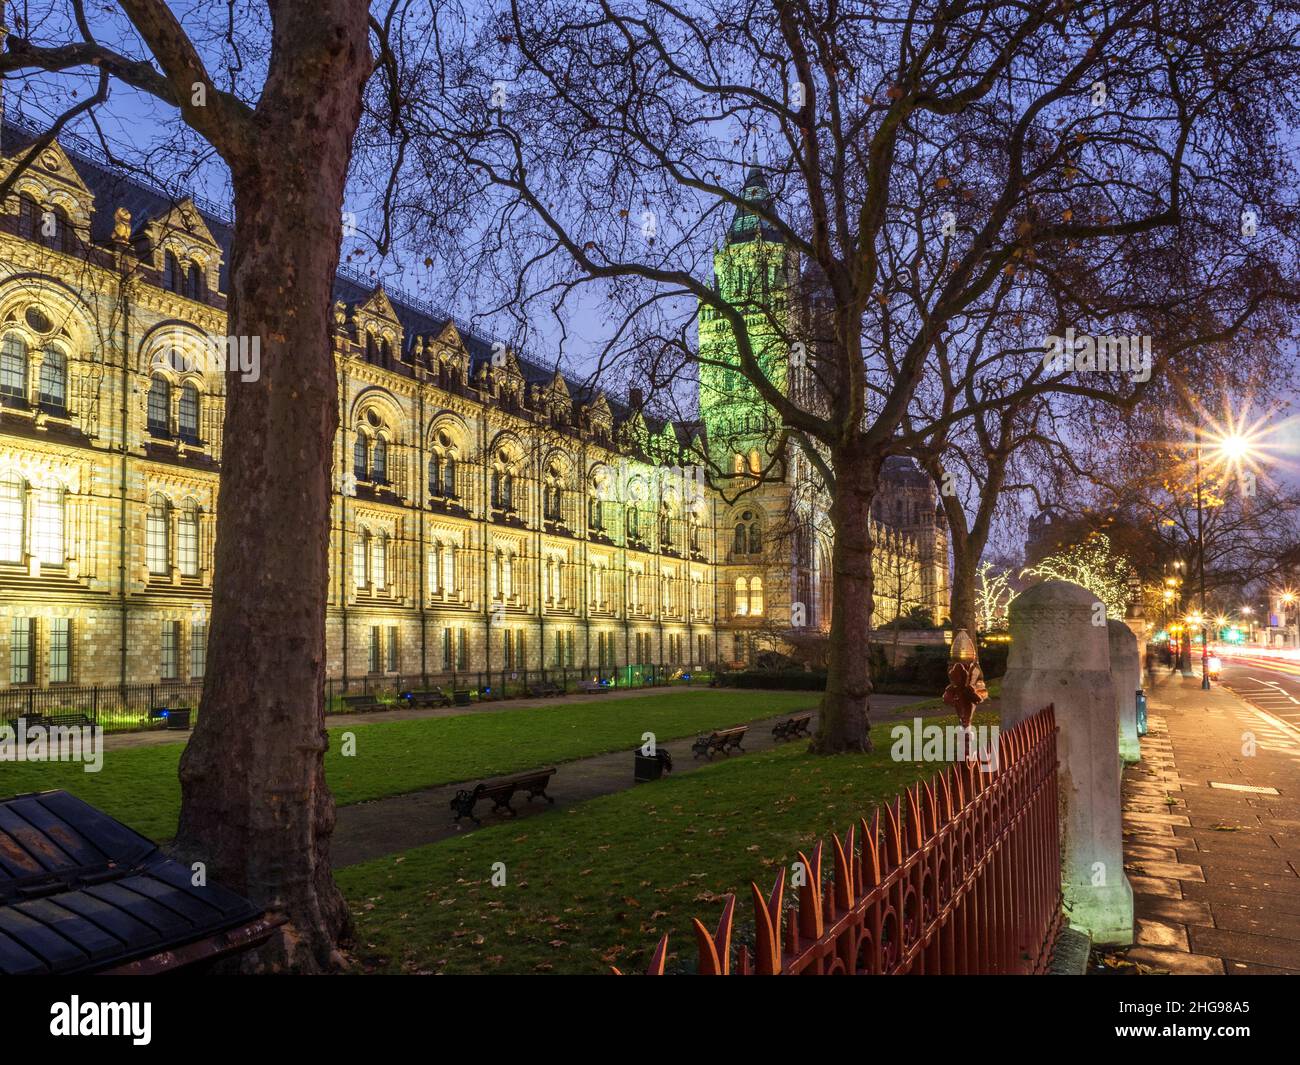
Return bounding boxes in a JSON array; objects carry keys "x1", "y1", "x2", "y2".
[
  {"x1": 331, "y1": 692, "x2": 937, "y2": 868},
  {"x1": 1120, "y1": 672, "x2": 1300, "y2": 974}
]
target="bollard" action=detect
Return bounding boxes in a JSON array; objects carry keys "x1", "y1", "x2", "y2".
[{"x1": 1000, "y1": 580, "x2": 1133, "y2": 946}]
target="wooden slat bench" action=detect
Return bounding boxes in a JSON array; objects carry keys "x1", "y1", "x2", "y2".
[
  {"x1": 527, "y1": 680, "x2": 564, "y2": 698},
  {"x1": 772, "y1": 713, "x2": 813, "y2": 741},
  {"x1": 450, "y1": 768, "x2": 558, "y2": 825},
  {"x1": 341, "y1": 693, "x2": 386, "y2": 713},
  {"x1": 401, "y1": 688, "x2": 452, "y2": 708},
  {"x1": 577, "y1": 680, "x2": 610, "y2": 694},
  {"x1": 692, "y1": 725, "x2": 748, "y2": 760}
]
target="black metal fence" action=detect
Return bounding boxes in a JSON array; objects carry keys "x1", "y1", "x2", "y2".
[
  {"x1": 0, "y1": 682, "x2": 204, "y2": 733},
  {"x1": 0, "y1": 663, "x2": 719, "y2": 734}
]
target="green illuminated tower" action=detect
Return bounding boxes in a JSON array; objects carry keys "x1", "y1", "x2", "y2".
[{"x1": 698, "y1": 168, "x2": 800, "y2": 480}]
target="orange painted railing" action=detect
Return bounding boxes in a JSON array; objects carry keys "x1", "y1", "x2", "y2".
[{"x1": 617, "y1": 705, "x2": 1061, "y2": 975}]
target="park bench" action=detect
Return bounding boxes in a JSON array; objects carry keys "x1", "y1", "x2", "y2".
[
  {"x1": 527, "y1": 680, "x2": 564, "y2": 698},
  {"x1": 577, "y1": 680, "x2": 610, "y2": 694},
  {"x1": 43, "y1": 712, "x2": 99, "y2": 735},
  {"x1": 450, "y1": 767, "x2": 558, "y2": 825},
  {"x1": 692, "y1": 725, "x2": 748, "y2": 760},
  {"x1": 2, "y1": 713, "x2": 47, "y2": 731},
  {"x1": 772, "y1": 713, "x2": 813, "y2": 741},
  {"x1": 341, "y1": 693, "x2": 386, "y2": 713},
  {"x1": 401, "y1": 688, "x2": 452, "y2": 708}
]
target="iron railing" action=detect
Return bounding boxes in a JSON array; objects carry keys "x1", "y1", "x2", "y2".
[
  {"x1": 0, "y1": 683, "x2": 204, "y2": 733},
  {"x1": 618, "y1": 704, "x2": 1061, "y2": 975}
]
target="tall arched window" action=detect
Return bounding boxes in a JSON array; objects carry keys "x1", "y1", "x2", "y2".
[
  {"x1": 178, "y1": 383, "x2": 200, "y2": 442},
  {"x1": 147, "y1": 375, "x2": 170, "y2": 434},
  {"x1": 372, "y1": 437, "x2": 388, "y2": 483},
  {"x1": 50, "y1": 207, "x2": 75, "y2": 253},
  {"x1": 0, "y1": 477, "x2": 24, "y2": 562},
  {"x1": 164, "y1": 251, "x2": 181, "y2": 292},
  {"x1": 627, "y1": 504, "x2": 640, "y2": 540},
  {"x1": 371, "y1": 532, "x2": 388, "y2": 589},
  {"x1": 0, "y1": 333, "x2": 27, "y2": 402},
  {"x1": 733, "y1": 576, "x2": 749, "y2": 616},
  {"x1": 749, "y1": 576, "x2": 764, "y2": 615},
  {"x1": 733, "y1": 522, "x2": 746, "y2": 554},
  {"x1": 441, "y1": 453, "x2": 456, "y2": 497},
  {"x1": 748, "y1": 449, "x2": 762, "y2": 476},
  {"x1": 32, "y1": 486, "x2": 64, "y2": 566},
  {"x1": 353, "y1": 530, "x2": 369, "y2": 588},
  {"x1": 178, "y1": 500, "x2": 200, "y2": 577},
  {"x1": 146, "y1": 494, "x2": 170, "y2": 575},
  {"x1": 749, "y1": 520, "x2": 761, "y2": 554},
  {"x1": 353, "y1": 434, "x2": 369, "y2": 481},
  {"x1": 37, "y1": 346, "x2": 67, "y2": 412},
  {"x1": 18, "y1": 194, "x2": 42, "y2": 241},
  {"x1": 186, "y1": 262, "x2": 203, "y2": 299}
]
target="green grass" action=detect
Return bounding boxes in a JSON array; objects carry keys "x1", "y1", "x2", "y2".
[
  {"x1": 337, "y1": 715, "x2": 958, "y2": 975},
  {"x1": 0, "y1": 690, "x2": 819, "y2": 841}
]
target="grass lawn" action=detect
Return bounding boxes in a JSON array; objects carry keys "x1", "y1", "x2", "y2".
[
  {"x1": 338, "y1": 714, "x2": 961, "y2": 975},
  {"x1": 0, "y1": 689, "x2": 820, "y2": 841}
]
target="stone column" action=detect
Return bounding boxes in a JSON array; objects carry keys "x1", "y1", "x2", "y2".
[
  {"x1": 1000, "y1": 580, "x2": 1133, "y2": 946},
  {"x1": 1108, "y1": 619, "x2": 1141, "y2": 764}
]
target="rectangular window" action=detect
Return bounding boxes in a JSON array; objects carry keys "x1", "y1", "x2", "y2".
[
  {"x1": 369, "y1": 625, "x2": 381, "y2": 673},
  {"x1": 190, "y1": 622, "x2": 207, "y2": 679},
  {"x1": 161, "y1": 620, "x2": 179, "y2": 680},
  {"x1": 456, "y1": 628, "x2": 467, "y2": 671},
  {"x1": 10, "y1": 617, "x2": 34, "y2": 685},
  {"x1": 386, "y1": 625, "x2": 399, "y2": 672},
  {"x1": 443, "y1": 546, "x2": 456, "y2": 596},
  {"x1": 502, "y1": 628, "x2": 513, "y2": 669},
  {"x1": 515, "y1": 631, "x2": 525, "y2": 671},
  {"x1": 442, "y1": 627, "x2": 453, "y2": 670},
  {"x1": 49, "y1": 617, "x2": 70, "y2": 683},
  {"x1": 0, "y1": 335, "x2": 26, "y2": 401}
]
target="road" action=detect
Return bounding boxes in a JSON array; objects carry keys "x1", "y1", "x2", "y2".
[{"x1": 1217, "y1": 651, "x2": 1300, "y2": 734}]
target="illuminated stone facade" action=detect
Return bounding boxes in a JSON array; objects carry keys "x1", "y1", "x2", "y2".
[{"x1": 0, "y1": 125, "x2": 946, "y2": 691}]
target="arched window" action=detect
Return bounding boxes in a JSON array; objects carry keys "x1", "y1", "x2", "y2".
[
  {"x1": 442, "y1": 542, "x2": 456, "y2": 594},
  {"x1": 178, "y1": 383, "x2": 200, "y2": 442},
  {"x1": 51, "y1": 207, "x2": 75, "y2": 253},
  {"x1": 734, "y1": 576, "x2": 749, "y2": 616},
  {"x1": 371, "y1": 532, "x2": 388, "y2": 588},
  {"x1": 32, "y1": 486, "x2": 64, "y2": 566},
  {"x1": 749, "y1": 520, "x2": 761, "y2": 554},
  {"x1": 659, "y1": 503, "x2": 673, "y2": 547},
  {"x1": 544, "y1": 466, "x2": 563, "y2": 521},
  {"x1": 1, "y1": 333, "x2": 27, "y2": 402},
  {"x1": 365, "y1": 333, "x2": 378, "y2": 362},
  {"x1": 749, "y1": 576, "x2": 764, "y2": 615},
  {"x1": 442, "y1": 454, "x2": 456, "y2": 497},
  {"x1": 353, "y1": 434, "x2": 369, "y2": 481},
  {"x1": 372, "y1": 437, "x2": 388, "y2": 483},
  {"x1": 493, "y1": 465, "x2": 515, "y2": 510},
  {"x1": 0, "y1": 477, "x2": 25, "y2": 562},
  {"x1": 748, "y1": 449, "x2": 762, "y2": 476},
  {"x1": 589, "y1": 496, "x2": 604, "y2": 532},
  {"x1": 627, "y1": 504, "x2": 640, "y2": 540},
  {"x1": 147, "y1": 375, "x2": 170, "y2": 434},
  {"x1": 164, "y1": 251, "x2": 181, "y2": 292},
  {"x1": 37, "y1": 346, "x2": 67, "y2": 412},
  {"x1": 732, "y1": 453, "x2": 744, "y2": 475},
  {"x1": 146, "y1": 494, "x2": 170, "y2": 575},
  {"x1": 186, "y1": 262, "x2": 203, "y2": 299},
  {"x1": 733, "y1": 522, "x2": 746, "y2": 554},
  {"x1": 178, "y1": 500, "x2": 200, "y2": 577},
  {"x1": 16, "y1": 194, "x2": 38, "y2": 240},
  {"x1": 353, "y1": 530, "x2": 369, "y2": 588}
]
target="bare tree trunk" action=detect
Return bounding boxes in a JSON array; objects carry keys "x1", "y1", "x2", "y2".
[
  {"x1": 812, "y1": 450, "x2": 877, "y2": 753},
  {"x1": 949, "y1": 541, "x2": 979, "y2": 639},
  {"x1": 173, "y1": 1, "x2": 370, "y2": 973}
]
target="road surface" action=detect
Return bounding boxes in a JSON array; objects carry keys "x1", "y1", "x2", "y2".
[{"x1": 1217, "y1": 651, "x2": 1300, "y2": 734}]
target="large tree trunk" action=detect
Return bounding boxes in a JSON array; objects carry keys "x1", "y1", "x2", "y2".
[
  {"x1": 173, "y1": 2, "x2": 371, "y2": 973},
  {"x1": 811, "y1": 448, "x2": 879, "y2": 754}
]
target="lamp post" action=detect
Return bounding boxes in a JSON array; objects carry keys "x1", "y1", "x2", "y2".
[{"x1": 1192, "y1": 425, "x2": 1212, "y2": 688}]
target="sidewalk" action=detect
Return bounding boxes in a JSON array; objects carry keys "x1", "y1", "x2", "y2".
[{"x1": 1119, "y1": 672, "x2": 1300, "y2": 974}]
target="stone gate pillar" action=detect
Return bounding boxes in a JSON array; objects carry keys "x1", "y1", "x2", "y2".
[
  {"x1": 1108, "y1": 619, "x2": 1142, "y2": 764},
  {"x1": 1000, "y1": 580, "x2": 1133, "y2": 946}
]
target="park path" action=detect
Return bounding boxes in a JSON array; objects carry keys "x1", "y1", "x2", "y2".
[
  {"x1": 330, "y1": 692, "x2": 938, "y2": 868},
  {"x1": 99, "y1": 684, "x2": 723, "y2": 752},
  {"x1": 1119, "y1": 672, "x2": 1300, "y2": 974}
]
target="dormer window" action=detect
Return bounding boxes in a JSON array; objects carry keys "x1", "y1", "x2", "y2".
[{"x1": 164, "y1": 251, "x2": 181, "y2": 293}]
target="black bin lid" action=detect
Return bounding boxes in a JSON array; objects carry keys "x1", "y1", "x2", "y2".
[{"x1": 0, "y1": 790, "x2": 261, "y2": 975}]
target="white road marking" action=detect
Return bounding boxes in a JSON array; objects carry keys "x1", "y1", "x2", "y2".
[{"x1": 1209, "y1": 781, "x2": 1281, "y2": 794}]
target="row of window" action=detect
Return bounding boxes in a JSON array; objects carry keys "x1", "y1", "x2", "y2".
[
  {"x1": 1, "y1": 333, "x2": 68, "y2": 412},
  {"x1": 147, "y1": 496, "x2": 203, "y2": 577},
  {"x1": 7, "y1": 617, "x2": 207, "y2": 686},
  {"x1": 0, "y1": 479, "x2": 65, "y2": 566},
  {"x1": 147, "y1": 375, "x2": 202, "y2": 442},
  {"x1": 13, "y1": 195, "x2": 77, "y2": 253}
]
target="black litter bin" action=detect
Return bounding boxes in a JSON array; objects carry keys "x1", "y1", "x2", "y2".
[
  {"x1": 0, "y1": 789, "x2": 281, "y2": 975},
  {"x1": 634, "y1": 747, "x2": 673, "y2": 783}
]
